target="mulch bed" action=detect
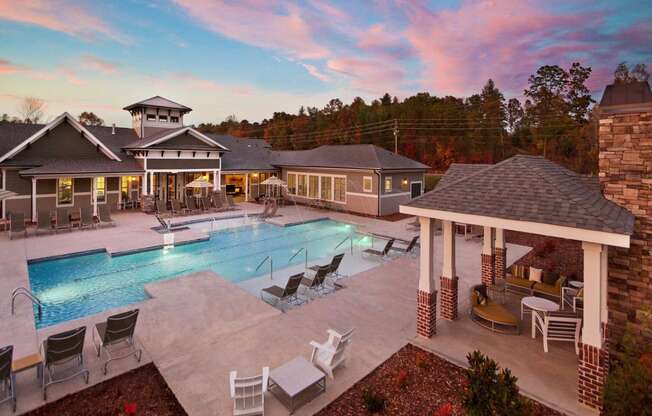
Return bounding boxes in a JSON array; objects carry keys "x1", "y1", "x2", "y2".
[
  {"x1": 506, "y1": 231, "x2": 583, "y2": 281},
  {"x1": 316, "y1": 344, "x2": 565, "y2": 416},
  {"x1": 25, "y1": 364, "x2": 187, "y2": 416}
]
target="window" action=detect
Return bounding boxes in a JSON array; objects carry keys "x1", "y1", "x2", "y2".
[
  {"x1": 146, "y1": 114, "x2": 156, "y2": 121},
  {"x1": 287, "y1": 174, "x2": 296, "y2": 195},
  {"x1": 334, "y1": 177, "x2": 345, "y2": 202},
  {"x1": 95, "y1": 177, "x2": 106, "y2": 203},
  {"x1": 297, "y1": 175, "x2": 307, "y2": 197},
  {"x1": 158, "y1": 115, "x2": 168, "y2": 122},
  {"x1": 170, "y1": 116, "x2": 179, "y2": 123},
  {"x1": 320, "y1": 176, "x2": 332, "y2": 200},
  {"x1": 401, "y1": 177, "x2": 409, "y2": 191},
  {"x1": 363, "y1": 176, "x2": 373, "y2": 193},
  {"x1": 384, "y1": 177, "x2": 393, "y2": 193},
  {"x1": 57, "y1": 178, "x2": 73, "y2": 206},
  {"x1": 308, "y1": 175, "x2": 319, "y2": 198}
]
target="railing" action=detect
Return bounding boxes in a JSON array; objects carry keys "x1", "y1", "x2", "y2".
[
  {"x1": 11, "y1": 287, "x2": 43, "y2": 321},
  {"x1": 335, "y1": 235, "x2": 354, "y2": 254},
  {"x1": 288, "y1": 247, "x2": 308, "y2": 269},
  {"x1": 256, "y1": 255, "x2": 273, "y2": 280}
]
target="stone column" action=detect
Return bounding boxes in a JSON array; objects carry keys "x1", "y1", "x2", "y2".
[
  {"x1": 481, "y1": 226, "x2": 495, "y2": 286},
  {"x1": 417, "y1": 216, "x2": 438, "y2": 338},
  {"x1": 31, "y1": 177, "x2": 37, "y2": 223},
  {"x1": 494, "y1": 228, "x2": 506, "y2": 280},
  {"x1": 440, "y1": 220, "x2": 458, "y2": 320}
]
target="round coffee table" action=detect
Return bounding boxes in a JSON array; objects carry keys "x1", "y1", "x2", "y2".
[{"x1": 521, "y1": 296, "x2": 559, "y2": 338}]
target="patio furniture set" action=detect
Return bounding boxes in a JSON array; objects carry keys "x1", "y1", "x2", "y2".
[
  {"x1": 230, "y1": 327, "x2": 354, "y2": 415},
  {"x1": 0, "y1": 309, "x2": 141, "y2": 410},
  {"x1": 7, "y1": 206, "x2": 115, "y2": 239},
  {"x1": 154, "y1": 190, "x2": 238, "y2": 218},
  {"x1": 470, "y1": 264, "x2": 584, "y2": 354}
]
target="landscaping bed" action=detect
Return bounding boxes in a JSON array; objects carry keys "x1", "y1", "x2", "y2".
[
  {"x1": 316, "y1": 344, "x2": 565, "y2": 416},
  {"x1": 26, "y1": 364, "x2": 186, "y2": 416}
]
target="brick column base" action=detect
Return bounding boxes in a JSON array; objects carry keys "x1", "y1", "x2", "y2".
[
  {"x1": 494, "y1": 247, "x2": 506, "y2": 280},
  {"x1": 481, "y1": 253, "x2": 495, "y2": 286},
  {"x1": 417, "y1": 290, "x2": 437, "y2": 338},
  {"x1": 578, "y1": 343, "x2": 609, "y2": 411},
  {"x1": 440, "y1": 276, "x2": 458, "y2": 321}
]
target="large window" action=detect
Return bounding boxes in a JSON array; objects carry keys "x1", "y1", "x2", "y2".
[
  {"x1": 320, "y1": 176, "x2": 332, "y2": 200},
  {"x1": 146, "y1": 114, "x2": 156, "y2": 121},
  {"x1": 170, "y1": 116, "x2": 179, "y2": 123},
  {"x1": 401, "y1": 177, "x2": 409, "y2": 191},
  {"x1": 297, "y1": 174, "x2": 307, "y2": 197},
  {"x1": 384, "y1": 177, "x2": 393, "y2": 193},
  {"x1": 308, "y1": 175, "x2": 319, "y2": 198},
  {"x1": 334, "y1": 177, "x2": 346, "y2": 202},
  {"x1": 363, "y1": 176, "x2": 373, "y2": 193},
  {"x1": 95, "y1": 177, "x2": 106, "y2": 203},
  {"x1": 287, "y1": 174, "x2": 296, "y2": 195},
  {"x1": 57, "y1": 178, "x2": 73, "y2": 206},
  {"x1": 158, "y1": 115, "x2": 168, "y2": 122}
]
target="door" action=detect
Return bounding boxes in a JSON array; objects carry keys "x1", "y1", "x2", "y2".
[
  {"x1": 166, "y1": 174, "x2": 176, "y2": 202},
  {"x1": 410, "y1": 182, "x2": 422, "y2": 199}
]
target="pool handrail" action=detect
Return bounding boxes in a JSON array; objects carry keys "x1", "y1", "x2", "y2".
[
  {"x1": 288, "y1": 247, "x2": 308, "y2": 268},
  {"x1": 335, "y1": 235, "x2": 354, "y2": 254},
  {"x1": 255, "y1": 255, "x2": 273, "y2": 280},
  {"x1": 11, "y1": 286, "x2": 43, "y2": 321}
]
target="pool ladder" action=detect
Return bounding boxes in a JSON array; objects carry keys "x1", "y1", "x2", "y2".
[{"x1": 11, "y1": 287, "x2": 43, "y2": 321}]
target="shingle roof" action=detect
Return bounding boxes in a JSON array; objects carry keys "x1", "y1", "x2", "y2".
[
  {"x1": 272, "y1": 144, "x2": 430, "y2": 170},
  {"x1": 599, "y1": 81, "x2": 652, "y2": 107},
  {"x1": 19, "y1": 158, "x2": 142, "y2": 175},
  {"x1": 435, "y1": 163, "x2": 490, "y2": 189},
  {"x1": 0, "y1": 122, "x2": 45, "y2": 157},
  {"x1": 407, "y1": 155, "x2": 634, "y2": 235},
  {"x1": 123, "y1": 127, "x2": 227, "y2": 150},
  {"x1": 123, "y1": 96, "x2": 192, "y2": 112},
  {"x1": 209, "y1": 135, "x2": 276, "y2": 171}
]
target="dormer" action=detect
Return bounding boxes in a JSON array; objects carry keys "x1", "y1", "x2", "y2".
[{"x1": 123, "y1": 96, "x2": 192, "y2": 138}]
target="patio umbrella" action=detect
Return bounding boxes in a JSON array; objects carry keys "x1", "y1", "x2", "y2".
[
  {"x1": 260, "y1": 176, "x2": 286, "y2": 197},
  {"x1": 185, "y1": 179, "x2": 211, "y2": 188},
  {"x1": 0, "y1": 190, "x2": 17, "y2": 201}
]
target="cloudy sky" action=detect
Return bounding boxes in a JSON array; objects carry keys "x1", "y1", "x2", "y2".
[{"x1": 0, "y1": 0, "x2": 650, "y2": 126}]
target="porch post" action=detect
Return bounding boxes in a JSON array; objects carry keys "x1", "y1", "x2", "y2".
[
  {"x1": 117, "y1": 178, "x2": 122, "y2": 210},
  {"x1": 31, "y1": 177, "x2": 37, "y2": 223},
  {"x1": 481, "y1": 226, "x2": 495, "y2": 286},
  {"x1": 149, "y1": 172, "x2": 155, "y2": 195},
  {"x1": 440, "y1": 220, "x2": 458, "y2": 320},
  {"x1": 213, "y1": 170, "x2": 219, "y2": 191},
  {"x1": 417, "y1": 216, "x2": 438, "y2": 338},
  {"x1": 92, "y1": 177, "x2": 98, "y2": 217},
  {"x1": 578, "y1": 242, "x2": 609, "y2": 411},
  {"x1": 494, "y1": 228, "x2": 506, "y2": 280},
  {"x1": 245, "y1": 174, "x2": 249, "y2": 201},
  {"x1": 1, "y1": 168, "x2": 6, "y2": 219},
  {"x1": 142, "y1": 172, "x2": 148, "y2": 196}
]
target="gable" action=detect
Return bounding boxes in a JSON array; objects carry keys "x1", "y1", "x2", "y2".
[{"x1": 150, "y1": 132, "x2": 215, "y2": 149}]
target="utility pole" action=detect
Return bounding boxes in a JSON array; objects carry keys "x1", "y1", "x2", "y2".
[{"x1": 393, "y1": 119, "x2": 399, "y2": 154}]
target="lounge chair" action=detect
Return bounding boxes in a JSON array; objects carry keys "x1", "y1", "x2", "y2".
[
  {"x1": 390, "y1": 235, "x2": 419, "y2": 255},
  {"x1": 98, "y1": 205, "x2": 116, "y2": 227},
  {"x1": 201, "y1": 196, "x2": 214, "y2": 212},
  {"x1": 69, "y1": 207, "x2": 81, "y2": 228},
  {"x1": 229, "y1": 367, "x2": 269, "y2": 416},
  {"x1": 80, "y1": 206, "x2": 95, "y2": 229},
  {"x1": 171, "y1": 200, "x2": 188, "y2": 216},
  {"x1": 92, "y1": 309, "x2": 142, "y2": 374},
  {"x1": 300, "y1": 265, "x2": 332, "y2": 295},
  {"x1": 36, "y1": 210, "x2": 53, "y2": 235},
  {"x1": 562, "y1": 287, "x2": 584, "y2": 312},
  {"x1": 0, "y1": 345, "x2": 16, "y2": 412},
  {"x1": 41, "y1": 326, "x2": 89, "y2": 400},
  {"x1": 470, "y1": 284, "x2": 519, "y2": 334},
  {"x1": 309, "y1": 328, "x2": 354, "y2": 379},
  {"x1": 261, "y1": 273, "x2": 304, "y2": 306},
  {"x1": 308, "y1": 253, "x2": 345, "y2": 280},
  {"x1": 533, "y1": 310, "x2": 582, "y2": 354},
  {"x1": 185, "y1": 196, "x2": 201, "y2": 214},
  {"x1": 9, "y1": 213, "x2": 27, "y2": 240},
  {"x1": 55, "y1": 208, "x2": 72, "y2": 233},
  {"x1": 211, "y1": 194, "x2": 226, "y2": 212},
  {"x1": 227, "y1": 195, "x2": 237, "y2": 209},
  {"x1": 362, "y1": 238, "x2": 395, "y2": 259},
  {"x1": 156, "y1": 199, "x2": 172, "y2": 218}
]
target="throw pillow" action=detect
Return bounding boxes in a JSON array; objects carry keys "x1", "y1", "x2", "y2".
[
  {"x1": 542, "y1": 271, "x2": 559, "y2": 286},
  {"x1": 529, "y1": 267, "x2": 542, "y2": 283}
]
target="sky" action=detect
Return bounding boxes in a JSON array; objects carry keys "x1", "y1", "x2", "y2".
[{"x1": 0, "y1": 0, "x2": 650, "y2": 127}]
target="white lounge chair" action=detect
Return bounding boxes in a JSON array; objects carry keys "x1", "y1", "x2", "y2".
[
  {"x1": 229, "y1": 367, "x2": 269, "y2": 416},
  {"x1": 533, "y1": 310, "x2": 582, "y2": 354},
  {"x1": 309, "y1": 328, "x2": 354, "y2": 379}
]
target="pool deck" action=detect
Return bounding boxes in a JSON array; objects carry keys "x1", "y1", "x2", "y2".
[{"x1": 0, "y1": 204, "x2": 593, "y2": 416}]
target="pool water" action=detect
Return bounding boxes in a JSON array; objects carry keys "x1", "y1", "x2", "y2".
[{"x1": 28, "y1": 220, "x2": 371, "y2": 328}]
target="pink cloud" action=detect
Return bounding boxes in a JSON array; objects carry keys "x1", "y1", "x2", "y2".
[
  {"x1": 358, "y1": 24, "x2": 412, "y2": 60},
  {"x1": 172, "y1": 72, "x2": 254, "y2": 96},
  {"x1": 0, "y1": 57, "x2": 86, "y2": 85},
  {"x1": 0, "y1": 58, "x2": 25, "y2": 74},
  {"x1": 301, "y1": 63, "x2": 330, "y2": 82},
  {"x1": 81, "y1": 54, "x2": 120, "y2": 74},
  {"x1": 327, "y1": 57, "x2": 405, "y2": 94}
]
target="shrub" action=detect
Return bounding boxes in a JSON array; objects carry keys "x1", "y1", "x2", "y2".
[
  {"x1": 416, "y1": 351, "x2": 431, "y2": 369},
  {"x1": 462, "y1": 350, "x2": 524, "y2": 416},
  {"x1": 396, "y1": 368, "x2": 409, "y2": 389},
  {"x1": 362, "y1": 389, "x2": 386, "y2": 413}
]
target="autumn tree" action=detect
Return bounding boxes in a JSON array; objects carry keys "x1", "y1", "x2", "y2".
[
  {"x1": 18, "y1": 97, "x2": 45, "y2": 123},
  {"x1": 614, "y1": 62, "x2": 650, "y2": 84},
  {"x1": 78, "y1": 111, "x2": 104, "y2": 126}
]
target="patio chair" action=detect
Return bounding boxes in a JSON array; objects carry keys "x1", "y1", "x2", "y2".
[
  {"x1": 41, "y1": 326, "x2": 89, "y2": 400},
  {"x1": 229, "y1": 367, "x2": 269, "y2": 416},
  {"x1": 562, "y1": 287, "x2": 584, "y2": 312},
  {"x1": 362, "y1": 238, "x2": 395, "y2": 259},
  {"x1": 390, "y1": 235, "x2": 419, "y2": 255},
  {"x1": 9, "y1": 212, "x2": 27, "y2": 240},
  {"x1": 0, "y1": 345, "x2": 16, "y2": 412},
  {"x1": 309, "y1": 328, "x2": 354, "y2": 379},
  {"x1": 98, "y1": 205, "x2": 116, "y2": 227},
  {"x1": 69, "y1": 207, "x2": 81, "y2": 228},
  {"x1": 156, "y1": 199, "x2": 172, "y2": 218},
  {"x1": 185, "y1": 196, "x2": 201, "y2": 214},
  {"x1": 171, "y1": 199, "x2": 189, "y2": 216},
  {"x1": 92, "y1": 309, "x2": 142, "y2": 374},
  {"x1": 227, "y1": 195, "x2": 237, "y2": 209},
  {"x1": 211, "y1": 194, "x2": 226, "y2": 212},
  {"x1": 470, "y1": 284, "x2": 519, "y2": 334},
  {"x1": 36, "y1": 210, "x2": 53, "y2": 235},
  {"x1": 55, "y1": 208, "x2": 72, "y2": 233},
  {"x1": 80, "y1": 206, "x2": 95, "y2": 229},
  {"x1": 201, "y1": 196, "x2": 214, "y2": 212},
  {"x1": 308, "y1": 253, "x2": 345, "y2": 280},
  {"x1": 533, "y1": 310, "x2": 582, "y2": 354},
  {"x1": 261, "y1": 273, "x2": 304, "y2": 306},
  {"x1": 300, "y1": 265, "x2": 332, "y2": 295}
]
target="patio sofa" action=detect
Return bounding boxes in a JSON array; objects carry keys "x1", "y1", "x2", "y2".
[
  {"x1": 505, "y1": 264, "x2": 535, "y2": 294},
  {"x1": 470, "y1": 285, "x2": 519, "y2": 334},
  {"x1": 506, "y1": 265, "x2": 567, "y2": 301},
  {"x1": 533, "y1": 273, "x2": 567, "y2": 301}
]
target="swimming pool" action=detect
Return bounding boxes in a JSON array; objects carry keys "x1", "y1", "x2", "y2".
[{"x1": 28, "y1": 220, "x2": 371, "y2": 328}]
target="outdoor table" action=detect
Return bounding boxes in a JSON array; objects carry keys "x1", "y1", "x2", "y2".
[
  {"x1": 569, "y1": 280, "x2": 584, "y2": 289},
  {"x1": 12, "y1": 352, "x2": 43, "y2": 381},
  {"x1": 268, "y1": 356, "x2": 326, "y2": 414},
  {"x1": 521, "y1": 296, "x2": 559, "y2": 338}
]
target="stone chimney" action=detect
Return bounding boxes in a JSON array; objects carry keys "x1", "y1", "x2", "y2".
[{"x1": 597, "y1": 81, "x2": 652, "y2": 342}]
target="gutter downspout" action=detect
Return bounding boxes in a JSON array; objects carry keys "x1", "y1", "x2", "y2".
[{"x1": 374, "y1": 170, "x2": 381, "y2": 216}]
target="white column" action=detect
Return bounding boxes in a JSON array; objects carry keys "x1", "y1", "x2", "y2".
[
  {"x1": 149, "y1": 172, "x2": 155, "y2": 196},
  {"x1": 582, "y1": 242, "x2": 605, "y2": 348},
  {"x1": 31, "y1": 177, "x2": 37, "y2": 223},
  {"x1": 495, "y1": 228, "x2": 505, "y2": 250},
  {"x1": 117, "y1": 178, "x2": 123, "y2": 210},
  {"x1": 1, "y1": 168, "x2": 6, "y2": 219},
  {"x1": 142, "y1": 172, "x2": 148, "y2": 196},
  {"x1": 92, "y1": 177, "x2": 98, "y2": 216},
  {"x1": 482, "y1": 226, "x2": 494, "y2": 255},
  {"x1": 419, "y1": 217, "x2": 437, "y2": 293},
  {"x1": 245, "y1": 174, "x2": 250, "y2": 201},
  {"x1": 442, "y1": 220, "x2": 456, "y2": 279},
  {"x1": 600, "y1": 245, "x2": 609, "y2": 335},
  {"x1": 213, "y1": 170, "x2": 219, "y2": 191}
]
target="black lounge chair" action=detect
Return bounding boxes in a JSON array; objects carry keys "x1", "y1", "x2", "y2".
[
  {"x1": 9, "y1": 212, "x2": 27, "y2": 240},
  {"x1": 41, "y1": 326, "x2": 89, "y2": 400},
  {"x1": 92, "y1": 309, "x2": 142, "y2": 374},
  {"x1": 171, "y1": 199, "x2": 190, "y2": 216},
  {"x1": 80, "y1": 206, "x2": 95, "y2": 229},
  {"x1": 261, "y1": 273, "x2": 304, "y2": 306},
  {"x1": 362, "y1": 238, "x2": 395, "y2": 259},
  {"x1": 156, "y1": 199, "x2": 172, "y2": 218},
  {"x1": 55, "y1": 208, "x2": 72, "y2": 233},
  {"x1": 36, "y1": 210, "x2": 53, "y2": 235},
  {"x1": 185, "y1": 196, "x2": 201, "y2": 214},
  {"x1": 301, "y1": 265, "x2": 332, "y2": 295},
  {"x1": 98, "y1": 205, "x2": 115, "y2": 227},
  {"x1": 0, "y1": 345, "x2": 15, "y2": 412},
  {"x1": 390, "y1": 236, "x2": 419, "y2": 255},
  {"x1": 309, "y1": 253, "x2": 345, "y2": 280}
]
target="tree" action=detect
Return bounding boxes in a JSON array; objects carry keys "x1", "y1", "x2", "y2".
[
  {"x1": 18, "y1": 97, "x2": 45, "y2": 123},
  {"x1": 614, "y1": 62, "x2": 650, "y2": 84},
  {"x1": 566, "y1": 62, "x2": 593, "y2": 123},
  {"x1": 1, "y1": 113, "x2": 9, "y2": 122},
  {"x1": 506, "y1": 98, "x2": 523, "y2": 132},
  {"x1": 78, "y1": 111, "x2": 104, "y2": 126}
]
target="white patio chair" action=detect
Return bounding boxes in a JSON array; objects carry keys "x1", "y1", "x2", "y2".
[
  {"x1": 229, "y1": 367, "x2": 269, "y2": 416},
  {"x1": 309, "y1": 328, "x2": 354, "y2": 379},
  {"x1": 533, "y1": 311, "x2": 582, "y2": 354},
  {"x1": 562, "y1": 287, "x2": 583, "y2": 312}
]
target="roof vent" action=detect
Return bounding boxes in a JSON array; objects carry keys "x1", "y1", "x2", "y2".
[{"x1": 111, "y1": 123, "x2": 116, "y2": 135}]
